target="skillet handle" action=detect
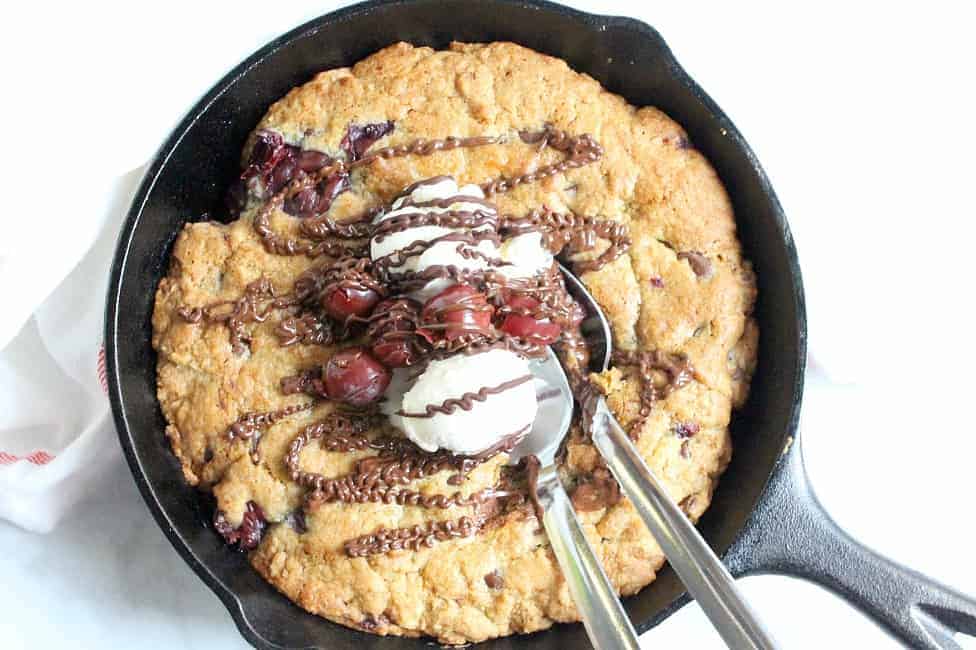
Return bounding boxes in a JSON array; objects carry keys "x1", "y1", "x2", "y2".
[{"x1": 725, "y1": 436, "x2": 976, "y2": 649}]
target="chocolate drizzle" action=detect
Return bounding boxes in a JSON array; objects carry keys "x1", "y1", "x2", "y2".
[
  {"x1": 286, "y1": 425, "x2": 524, "y2": 498},
  {"x1": 229, "y1": 401, "x2": 315, "y2": 463},
  {"x1": 570, "y1": 468, "x2": 621, "y2": 512},
  {"x1": 479, "y1": 126, "x2": 603, "y2": 196},
  {"x1": 345, "y1": 515, "x2": 485, "y2": 557},
  {"x1": 372, "y1": 229, "x2": 503, "y2": 274},
  {"x1": 396, "y1": 374, "x2": 533, "y2": 418},
  {"x1": 276, "y1": 313, "x2": 332, "y2": 347},
  {"x1": 284, "y1": 412, "x2": 530, "y2": 552},
  {"x1": 499, "y1": 208, "x2": 630, "y2": 272},
  {"x1": 521, "y1": 455, "x2": 544, "y2": 530},
  {"x1": 280, "y1": 367, "x2": 325, "y2": 397},
  {"x1": 611, "y1": 349, "x2": 695, "y2": 440},
  {"x1": 191, "y1": 120, "x2": 694, "y2": 559},
  {"x1": 252, "y1": 162, "x2": 368, "y2": 257},
  {"x1": 350, "y1": 135, "x2": 498, "y2": 169},
  {"x1": 178, "y1": 277, "x2": 296, "y2": 354}
]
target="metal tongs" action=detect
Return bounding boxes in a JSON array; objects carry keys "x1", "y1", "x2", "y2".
[{"x1": 511, "y1": 265, "x2": 776, "y2": 649}]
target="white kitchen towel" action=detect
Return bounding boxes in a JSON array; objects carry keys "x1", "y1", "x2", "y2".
[{"x1": 0, "y1": 167, "x2": 145, "y2": 533}]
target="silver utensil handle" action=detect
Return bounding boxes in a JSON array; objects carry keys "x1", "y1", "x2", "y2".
[
  {"x1": 590, "y1": 397, "x2": 778, "y2": 650},
  {"x1": 536, "y1": 464, "x2": 641, "y2": 650}
]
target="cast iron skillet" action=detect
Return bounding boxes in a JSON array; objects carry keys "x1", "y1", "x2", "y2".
[{"x1": 105, "y1": 1, "x2": 976, "y2": 647}]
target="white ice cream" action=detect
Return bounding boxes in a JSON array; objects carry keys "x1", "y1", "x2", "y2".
[
  {"x1": 384, "y1": 349, "x2": 537, "y2": 454},
  {"x1": 497, "y1": 231, "x2": 553, "y2": 279},
  {"x1": 371, "y1": 177, "x2": 553, "y2": 299},
  {"x1": 371, "y1": 178, "x2": 496, "y2": 300},
  {"x1": 374, "y1": 177, "x2": 558, "y2": 453}
]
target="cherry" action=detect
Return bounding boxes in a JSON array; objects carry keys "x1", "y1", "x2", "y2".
[
  {"x1": 371, "y1": 339, "x2": 415, "y2": 368},
  {"x1": 316, "y1": 173, "x2": 351, "y2": 213},
  {"x1": 367, "y1": 298, "x2": 428, "y2": 368},
  {"x1": 321, "y1": 283, "x2": 380, "y2": 321},
  {"x1": 249, "y1": 130, "x2": 284, "y2": 167},
  {"x1": 422, "y1": 284, "x2": 493, "y2": 340},
  {"x1": 500, "y1": 295, "x2": 561, "y2": 344},
  {"x1": 341, "y1": 120, "x2": 395, "y2": 161},
  {"x1": 214, "y1": 501, "x2": 266, "y2": 550},
  {"x1": 284, "y1": 187, "x2": 319, "y2": 216},
  {"x1": 324, "y1": 347, "x2": 390, "y2": 406},
  {"x1": 296, "y1": 150, "x2": 331, "y2": 172},
  {"x1": 268, "y1": 157, "x2": 297, "y2": 194}
]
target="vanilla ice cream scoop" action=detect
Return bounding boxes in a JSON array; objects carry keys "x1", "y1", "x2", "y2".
[
  {"x1": 371, "y1": 177, "x2": 499, "y2": 300},
  {"x1": 370, "y1": 176, "x2": 554, "y2": 298},
  {"x1": 384, "y1": 348, "x2": 538, "y2": 454},
  {"x1": 497, "y1": 231, "x2": 554, "y2": 279}
]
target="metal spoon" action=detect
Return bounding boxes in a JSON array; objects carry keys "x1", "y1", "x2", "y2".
[
  {"x1": 559, "y1": 264, "x2": 778, "y2": 649},
  {"x1": 512, "y1": 347, "x2": 640, "y2": 650}
]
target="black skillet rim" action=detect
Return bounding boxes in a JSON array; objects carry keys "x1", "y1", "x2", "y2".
[{"x1": 105, "y1": 0, "x2": 807, "y2": 646}]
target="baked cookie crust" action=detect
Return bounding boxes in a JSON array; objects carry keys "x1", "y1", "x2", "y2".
[{"x1": 152, "y1": 41, "x2": 757, "y2": 644}]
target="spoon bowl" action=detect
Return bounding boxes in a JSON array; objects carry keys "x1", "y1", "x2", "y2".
[{"x1": 509, "y1": 350, "x2": 574, "y2": 467}]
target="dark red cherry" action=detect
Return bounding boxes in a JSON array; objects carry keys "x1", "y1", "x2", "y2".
[
  {"x1": 321, "y1": 284, "x2": 380, "y2": 321},
  {"x1": 316, "y1": 172, "x2": 351, "y2": 213},
  {"x1": 297, "y1": 150, "x2": 331, "y2": 172},
  {"x1": 341, "y1": 120, "x2": 395, "y2": 161},
  {"x1": 213, "y1": 501, "x2": 266, "y2": 550},
  {"x1": 371, "y1": 338, "x2": 415, "y2": 368},
  {"x1": 422, "y1": 284, "x2": 493, "y2": 340},
  {"x1": 268, "y1": 158, "x2": 297, "y2": 194},
  {"x1": 283, "y1": 187, "x2": 319, "y2": 216},
  {"x1": 500, "y1": 295, "x2": 561, "y2": 344},
  {"x1": 249, "y1": 130, "x2": 284, "y2": 166},
  {"x1": 367, "y1": 298, "x2": 427, "y2": 367},
  {"x1": 324, "y1": 348, "x2": 390, "y2": 406}
]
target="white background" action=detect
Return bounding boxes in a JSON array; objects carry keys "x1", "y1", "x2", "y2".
[{"x1": 2, "y1": 1, "x2": 975, "y2": 648}]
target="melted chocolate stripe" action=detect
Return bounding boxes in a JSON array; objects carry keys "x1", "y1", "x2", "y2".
[
  {"x1": 300, "y1": 209, "x2": 374, "y2": 240},
  {"x1": 429, "y1": 335, "x2": 547, "y2": 360},
  {"x1": 349, "y1": 135, "x2": 500, "y2": 168},
  {"x1": 252, "y1": 162, "x2": 355, "y2": 257},
  {"x1": 398, "y1": 175, "x2": 455, "y2": 195},
  {"x1": 482, "y1": 125, "x2": 602, "y2": 196},
  {"x1": 276, "y1": 313, "x2": 332, "y2": 347},
  {"x1": 610, "y1": 349, "x2": 695, "y2": 440},
  {"x1": 372, "y1": 209, "x2": 498, "y2": 244},
  {"x1": 396, "y1": 374, "x2": 534, "y2": 418},
  {"x1": 345, "y1": 515, "x2": 485, "y2": 557},
  {"x1": 307, "y1": 485, "x2": 497, "y2": 511},
  {"x1": 372, "y1": 231, "x2": 502, "y2": 272},
  {"x1": 499, "y1": 208, "x2": 631, "y2": 273},
  {"x1": 396, "y1": 195, "x2": 497, "y2": 211},
  {"x1": 286, "y1": 421, "x2": 524, "y2": 503},
  {"x1": 178, "y1": 277, "x2": 298, "y2": 354},
  {"x1": 228, "y1": 401, "x2": 315, "y2": 463}
]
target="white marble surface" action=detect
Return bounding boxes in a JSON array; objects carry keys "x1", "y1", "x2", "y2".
[{"x1": 3, "y1": 1, "x2": 976, "y2": 648}]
